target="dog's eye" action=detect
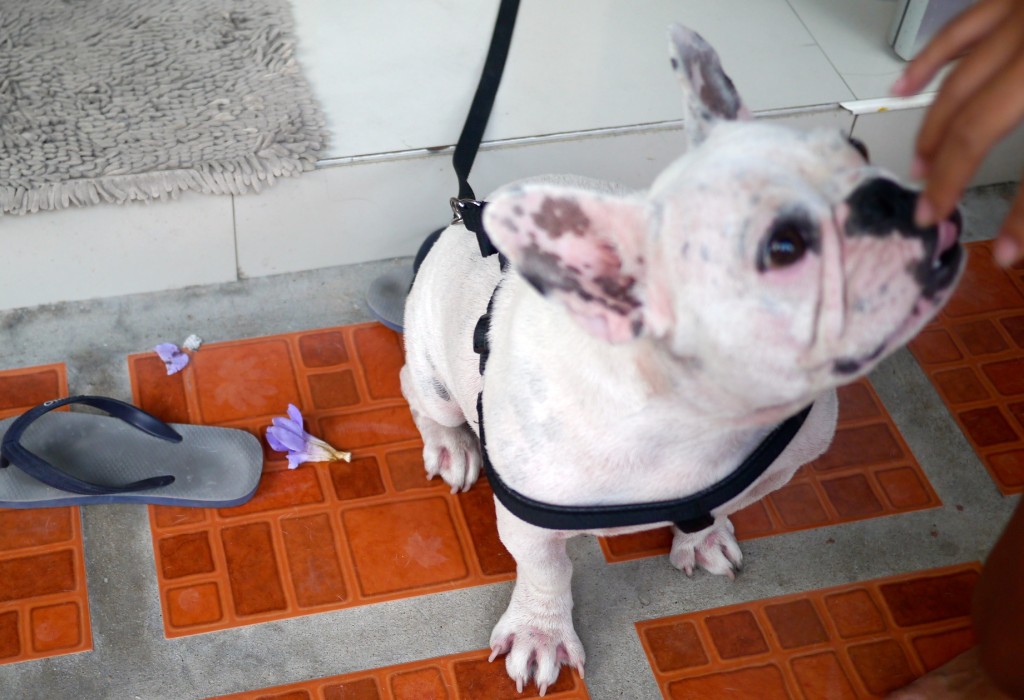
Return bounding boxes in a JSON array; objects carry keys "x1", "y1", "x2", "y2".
[
  {"x1": 760, "y1": 219, "x2": 811, "y2": 271},
  {"x1": 847, "y1": 136, "x2": 870, "y2": 162},
  {"x1": 758, "y1": 210, "x2": 819, "y2": 272},
  {"x1": 766, "y1": 227, "x2": 806, "y2": 267}
]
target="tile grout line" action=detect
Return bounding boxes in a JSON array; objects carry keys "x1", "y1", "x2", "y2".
[{"x1": 780, "y1": 0, "x2": 861, "y2": 105}]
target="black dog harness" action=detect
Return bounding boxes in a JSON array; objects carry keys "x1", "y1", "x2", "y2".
[
  {"x1": 453, "y1": 203, "x2": 812, "y2": 534},
  {"x1": 422, "y1": 0, "x2": 811, "y2": 534}
]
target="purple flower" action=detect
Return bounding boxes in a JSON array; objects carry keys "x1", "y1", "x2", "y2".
[
  {"x1": 266, "y1": 404, "x2": 351, "y2": 469},
  {"x1": 155, "y1": 343, "x2": 189, "y2": 375}
]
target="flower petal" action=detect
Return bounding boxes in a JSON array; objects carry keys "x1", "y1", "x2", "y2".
[
  {"x1": 154, "y1": 343, "x2": 189, "y2": 375},
  {"x1": 265, "y1": 429, "x2": 290, "y2": 453},
  {"x1": 154, "y1": 343, "x2": 179, "y2": 360},
  {"x1": 286, "y1": 404, "x2": 304, "y2": 431},
  {"x1": 266, "y1": 425, "x2": 307, "y2": 453},
  {"x1": 271, "y1": 416, "x2": 302, "y2": 434}
]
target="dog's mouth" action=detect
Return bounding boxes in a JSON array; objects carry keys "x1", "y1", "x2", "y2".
[
  {"x1": 828, "y1": 186, "x2": 965, "y2": 377},
  {"x1": 831, "y1": 279, "x2": 958, "y2": 377}
]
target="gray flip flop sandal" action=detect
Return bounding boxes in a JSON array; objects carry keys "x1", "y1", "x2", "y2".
[
  {"x1": 366, "y1": 267, "x2": 414, "y2": 333},
  {"x1": 0, "y1": 396, "x2": 263, "y2": 509},
  {"x1": 366, "y1": 227, "x2": 446, "y2": 333}
]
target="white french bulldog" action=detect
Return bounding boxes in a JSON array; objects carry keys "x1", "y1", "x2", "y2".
[{"x1": 400, "y1": 25, "x2": 964, "y2": 693}]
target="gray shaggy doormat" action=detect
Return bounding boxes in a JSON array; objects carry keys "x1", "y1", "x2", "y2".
[{"x1": 0, "y1": 0, "x2": 326, "y2": 215}]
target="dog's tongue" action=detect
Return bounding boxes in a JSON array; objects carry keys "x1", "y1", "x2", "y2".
[{"x1": 936, "y1": 219, "x2": 959, "y2": 255}]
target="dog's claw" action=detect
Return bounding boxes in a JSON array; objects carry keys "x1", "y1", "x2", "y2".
[
  {"x1": 490, "y1": 596, "x2": 584, "y2": 694},
  {"x1": 416, "y1": 422, "x2": 482, "y2": 492},
  {"x1": 489, "y1": 637, "x2": 511, "y2": 663},
  {"x1": 670, "y1": 518, "x2": 743, "y2": 579}
]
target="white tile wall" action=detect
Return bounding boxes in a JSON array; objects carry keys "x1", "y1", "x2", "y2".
[
  {"x1": 783, "y1": 0, "x2": 950, "y2": 99},
  {"x1": 293, "y1": 0, "x2": 854, "y2": 160},
  {"x1": 232, "y1": 156, "x2": 453, "y2": 278},
  {"x1": 0, "y1": 194, "x2": 236, "y2": 312},
  {"x1": 233, "y1": 125, "x2": 701, "y2": 278}
]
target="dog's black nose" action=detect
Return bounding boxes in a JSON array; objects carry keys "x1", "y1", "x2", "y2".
[
  {"x1": 844, "y1": 177, "x2": 963, "y2": 297},
  {"x1": 844, "y1": 178, "x2": 916, "y2": 235}
]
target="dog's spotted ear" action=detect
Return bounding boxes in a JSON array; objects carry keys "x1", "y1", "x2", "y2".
[
  {"x1": 668, "y1": 24, "x2": 750, "y2": 147},
  {"x1": 484, "y1": 185, "x2": 650, "y2": 343}
]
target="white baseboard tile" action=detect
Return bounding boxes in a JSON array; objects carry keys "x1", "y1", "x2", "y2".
[
  {"x1": 232, "y1": 156, "x2": 455, "y2": 278},
  {"x1": 233, "y1": 106, "x2": 856, "y2": 279},
  {"x1": 233, "y1": 126, "x2": 695, "y2": 279},
  {"x1": 0, "y1": 193, "x2": 236, "y2": 312}
]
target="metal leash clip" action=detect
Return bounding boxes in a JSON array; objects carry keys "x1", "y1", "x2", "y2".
[{"x1": 450, "y1": 197, "x2": 486, "y2": 225}]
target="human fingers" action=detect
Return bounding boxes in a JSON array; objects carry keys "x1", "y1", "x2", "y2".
[
  {"x1": 916, "y1": 54, "x2": 1024, "y2": 226},
  {"x1": 993, "y1": 187, "x2": 1024, "y2": 267},
  {"x1": 913, "y1": 17, "x2": 1024, "y2": 172},
  {"x1": 892, "y1": 0, "x2": 1015, "y2": 97}
]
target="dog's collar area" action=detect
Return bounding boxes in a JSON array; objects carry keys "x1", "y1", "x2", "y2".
[
  {"x1": 470, "y1": 238, "x2": 813, "y2": 533},
  {"x1": 452, "y1": 198, "x2": 510, "y2": 268}
]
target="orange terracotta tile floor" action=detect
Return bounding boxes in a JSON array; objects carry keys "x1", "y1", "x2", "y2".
[
  {"x1": 0, "y1": 364, "x2": 93, "y2": 665},
  {"x1": 211, "y1": 648, "x2": 589, "y2": 699},
  {"x1": 600, "y1": 378, "x2": 940, "y2": 563},
  {"x1": 127, "y1": 324, "x2": 514, "y2": 638},
  {"x1": 637, "y1": 562, "x2": 980, "y2": 699},
  {"x1": 909, "y1": 240, "x2": 1024, "y2": 494}
]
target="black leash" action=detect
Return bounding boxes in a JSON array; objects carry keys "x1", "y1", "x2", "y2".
[
  {"x1": 412, "y1": 0, "x2": 519, "y2": 280},
  {"x1": 449, "y1": 0, "x2": 519, "y2": 253}
]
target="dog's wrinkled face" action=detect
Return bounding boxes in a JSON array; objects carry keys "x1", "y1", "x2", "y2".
[
  {"x1": 642, "y1": 121, "x2": 963, "y2": 413},
  {"x1": 483, "y1": 25, "x2": 964, "y2": 418}
]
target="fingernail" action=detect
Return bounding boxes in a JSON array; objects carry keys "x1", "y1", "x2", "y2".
[
  {"x1": 890, "y1": 75, "x2": 908, "y2": 96},
  {"x1": 910, "y1": 156, "x2": 927, "y2": 180},
  {"x1": 994, "y1": 236, "x2": 1020, "y2": 268},
  {"x1": 914, "y1": 198, "x2": 935, "y2": 228}
]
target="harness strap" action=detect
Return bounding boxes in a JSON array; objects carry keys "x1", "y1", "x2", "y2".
[
  {"x1": 476, "y1": 391, "x2": 811, "y2": 533},
  {"x1": 473, "y1": 289, "x2": 813, "y2": 534}
]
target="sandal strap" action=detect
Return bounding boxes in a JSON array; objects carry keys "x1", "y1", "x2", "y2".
[{"x1": 0, "y1": 395, "x2": 179, "y2": 495}]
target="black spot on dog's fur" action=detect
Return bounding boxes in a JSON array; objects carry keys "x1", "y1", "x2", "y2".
[
  {"x1": 519, "y1": 243, "x2": 640, "y2": 319},
  {"x1": 432, "y1": 378, "x2": 451, "y2": 402},
  {"x1": 531, "y1": 198, "x2": 590, "y2": 238}
]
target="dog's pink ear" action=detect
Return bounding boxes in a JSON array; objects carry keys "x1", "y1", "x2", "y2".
[
  {"x1": 483, "y1": 185, "x2": 650, "y2": 343},
  {"x1": 668, "y1": 24, "x2": 751, "y2": 147}
]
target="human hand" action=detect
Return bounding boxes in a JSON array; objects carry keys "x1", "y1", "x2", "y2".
[{"x1": 891, "y1": 0, "x2": 1024, "y2": 267}]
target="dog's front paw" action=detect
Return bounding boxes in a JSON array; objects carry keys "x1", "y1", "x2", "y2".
[
  {"x1": 670, "y1": 517, "x2": 743, "y2": 579},
  {"x1": 489, "y1": 592, "x2": 585, "y2": 695},
  {"x1": 420, "y1": 422, "x2": 481, "y2": 493}
]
